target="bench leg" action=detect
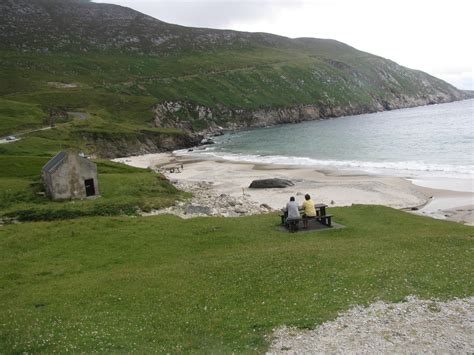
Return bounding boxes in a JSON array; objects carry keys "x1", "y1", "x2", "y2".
[
  {"x1": 323, "y1": 216, "x2": 332, "y2": 227},
  {"x1": 289, "y1": 220, "x2": 299, "y2": 232},
  {"x1": 315, "y1": 216, "x2": 332, "y2": 227}
]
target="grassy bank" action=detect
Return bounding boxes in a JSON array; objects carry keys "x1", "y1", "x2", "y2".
[
  {"x1": 0, "y1": 206, "x2": 472, "y2": 352},
  {"x1": 0, "y1": 85, "x2": 193, "y2": 158},
  {"x1": 0, "y1": 156, "x2": 186, "y2": 221}
]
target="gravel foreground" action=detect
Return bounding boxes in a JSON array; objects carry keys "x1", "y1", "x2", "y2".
[{"x1": 268, "y1": 296, "x2": 474, "y2": 354}]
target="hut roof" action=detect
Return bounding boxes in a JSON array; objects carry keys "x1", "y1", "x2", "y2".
[{"x1": 42, "y1": 151, "x2": 67, "y2": 173}]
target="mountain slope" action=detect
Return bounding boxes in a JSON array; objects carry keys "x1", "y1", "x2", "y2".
[
  {"x1": 0, "y1": 0, "x2": 468, "y2": 156},
  {"x1": 0, "y1": 0, "x2": 296, "y2": 53}
]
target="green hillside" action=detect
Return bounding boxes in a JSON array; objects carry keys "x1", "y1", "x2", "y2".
[{"x1": 0, "y1": 0, "x2": 467, "y2": 157}]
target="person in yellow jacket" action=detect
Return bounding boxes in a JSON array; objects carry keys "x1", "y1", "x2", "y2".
[{"x1": 301, "y1": 194, "x2": 316, "y2": 228}]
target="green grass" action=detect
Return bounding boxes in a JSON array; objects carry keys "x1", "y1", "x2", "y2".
[
  {"x1": 0, "y1": 48, "x2": 437, "y2": 113},
  {"x1": 0, "y1": 98, "x2": 46, "y2": 136},
  {"x1": 8, "y1": 90, "x2": 159, "y2": 126},
  {"x1": 0, "y1": 96, "x2": 187, "y2": 157},
  {"x1": 0, "y1": 155, "x2": 49, "y2": 177},
  {"x1": 0, "y1": 206, "x2": 472, "y2": 352},
  {"x1": 0, "y1": 156, "x2": 185, "y2": 218},
  {"x1": 0, "y1": 71, "x2": 187, "y2": 155},
  {"x1": 0, "y1": 130, "x2": 82, "y2": 157}
]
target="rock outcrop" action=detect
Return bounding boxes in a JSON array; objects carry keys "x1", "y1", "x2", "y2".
[
  {"x1": 153, "y1": 91, "x2": 466, "y2": 134},
  {"x1": 77, "y1": 130, "x2": 200, "y2": 158},
  {"x1": 144, "y1": 181, "x2": 274, "y2": 218},
  {"x1": 249, "y1": 178, "x2": 295, "y2": 189}
]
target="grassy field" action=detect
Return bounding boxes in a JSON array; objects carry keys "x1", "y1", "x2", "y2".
[
  {"x1": 0, "y1": 156, "x2": 186, "y2": 221},
  {"x1": 0, "y1": 206, "x2": 472, "y2": 352},
  {"x1": 0, "y1": 99, "x2": 47, "y2": 137}
]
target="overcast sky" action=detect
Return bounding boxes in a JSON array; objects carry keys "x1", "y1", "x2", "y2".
[{"x1": 94, "y1": 0, "x2": 473, "y2": 90}]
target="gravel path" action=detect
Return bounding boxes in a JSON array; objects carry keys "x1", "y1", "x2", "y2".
[{"x1": 268, "y1": 296, "x2": 474, "y2": 354}]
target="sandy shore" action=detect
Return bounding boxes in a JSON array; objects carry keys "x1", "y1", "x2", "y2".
[{"x1": 113, "y1": 152, "x2": 474, "y2": 226}]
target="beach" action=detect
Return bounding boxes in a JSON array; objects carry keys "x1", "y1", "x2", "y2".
[{"x1": 113, "y1": 152, "x2": 474, "y2": 226}]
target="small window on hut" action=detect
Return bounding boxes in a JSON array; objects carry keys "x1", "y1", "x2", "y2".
[{"x1": 84, "y1": 179, "x2": 96, "y2": 197}]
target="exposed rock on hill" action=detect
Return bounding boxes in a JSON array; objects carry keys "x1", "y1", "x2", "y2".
[
  {"x1": 77, "y1": 129, "x2": 200, "y2": 158},
  {"x1": 153, "y1": 88, "x2": 463, "y2": 133}
]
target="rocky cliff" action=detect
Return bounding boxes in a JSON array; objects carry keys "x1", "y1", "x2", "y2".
[
  {"x1": 76, "y1": 130, "x2": 200, "y2": 158},
  {"x1": 153, "y1": 87, "x2": 465, "y2": 134}
]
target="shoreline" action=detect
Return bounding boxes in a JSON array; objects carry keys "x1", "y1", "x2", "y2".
[{"x1": 112, "y1": 152, "x2": 474, "y2": 226}]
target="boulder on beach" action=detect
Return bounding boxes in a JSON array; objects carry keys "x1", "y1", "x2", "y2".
[
  {"x1": 200, "y1": 138, "x2": 215, "y2": 145},
  {"x1": 248, "y1": 178, "x2": 294, "y2": 189}
]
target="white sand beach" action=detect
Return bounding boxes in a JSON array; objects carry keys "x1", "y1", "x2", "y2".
[{"x1": 113, "y1": 152, "x2": 474, "y2": 226}]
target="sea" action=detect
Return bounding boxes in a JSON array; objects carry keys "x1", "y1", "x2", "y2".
[{"x1": 176, "y1": 99, "x2": 474, "y2": 192}]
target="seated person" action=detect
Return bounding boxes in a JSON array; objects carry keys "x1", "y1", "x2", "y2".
[
  {"x1": 301, "y1": 194, "x2": 316, "y2": 228},
  {"x1": 286, "y1": 196, "x2": 301, "y2": 230}
]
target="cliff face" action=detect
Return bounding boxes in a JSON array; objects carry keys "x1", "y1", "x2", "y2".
[
  {"x1": 77, "y1": 130, "x2": 200, "y2": 158},
  {"x1": 153, "y1": 83, "x2": 466, "y2": 134}
]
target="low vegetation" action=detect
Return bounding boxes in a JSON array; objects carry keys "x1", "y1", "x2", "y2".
[
  {"x1": 0, "y1": 206, "x2": 472, "y2": 352},
  {"x1": 0, "y1": 156, "x2": 186, "y2": 221},
  {"x1": 0, "y1": 81, "x2": 193, "y2": 158},
  {"x1": 0, "y1": 99, "x2": 47, "y2": 137}
]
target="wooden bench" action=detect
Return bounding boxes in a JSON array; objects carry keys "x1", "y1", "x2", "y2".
[
  {"x1": 304, "y1": 214, "x2": 333, "y2": 227},
  {"x1": 281, "y1": 203, "x2": 332, "y2": 230}
]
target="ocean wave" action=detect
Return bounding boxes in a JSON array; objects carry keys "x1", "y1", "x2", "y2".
[{"x1": 174, "y1": 149, "x2": 474, "y2": 178}]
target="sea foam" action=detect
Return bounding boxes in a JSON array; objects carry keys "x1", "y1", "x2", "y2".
[{"x1": 175, "y1": 149, "x2": 473, "y2": 179}]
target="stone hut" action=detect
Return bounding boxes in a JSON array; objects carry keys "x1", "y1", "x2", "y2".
[{"x1": 42, "y1": 151, "x2": 100, "y2": 200}]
